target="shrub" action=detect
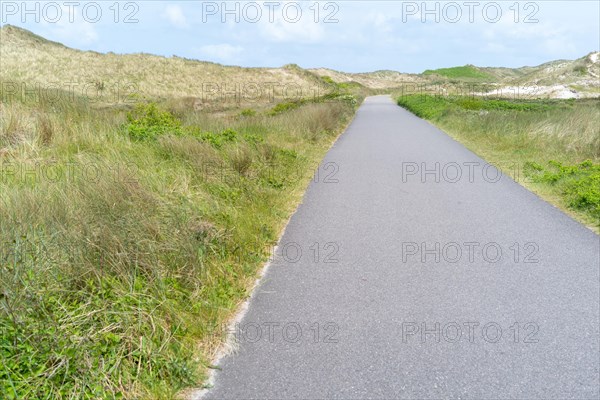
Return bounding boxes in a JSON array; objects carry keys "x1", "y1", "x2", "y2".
[
  {"x1": 125, "y1": 103, "x2": 182, "y2": 140},
  {"x1": 330, "y1": 94, "x2": 358, "y2": 106},
  {"x1": 243, "y1": 133, "x2": 264, "y2": 145},
  {"x1": 197, "y1": 128, "x2": 238, "y2": 148},
  {"x1": 239, "y1": 109, "x2": 256, "y2": 117},
  {"x1": 321, "y1": 76, "x2": 336, "y2": 86},
  {"x1": 573, "y1": 65, "x2": 587, "y2": 75},
  {"x1": 269, "y1": 101, "x2": 303, "y2": 116}
]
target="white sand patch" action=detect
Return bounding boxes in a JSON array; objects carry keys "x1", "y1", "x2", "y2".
[{"x1": 475, "y1": 84, "x2": 581, "y2": 99}]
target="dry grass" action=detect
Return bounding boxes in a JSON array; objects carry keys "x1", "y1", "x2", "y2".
[
  {"x1": 228, "y1": 145, "x2": 254, "y2": 176},
  {"x1": 0, "y1": 103, "x2": 33, "y2": 148},
  {"x1": 0, "y1": 25, "x2": 328, "y2": 110}
]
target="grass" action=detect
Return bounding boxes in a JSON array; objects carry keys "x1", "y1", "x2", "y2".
[
  {"x1": 422, "y1": 65, "x2": 494, "y2": 81},
  {"x1": 0, "y1": 79, "x2": 360, "y2": 398},
  {"x1": 396, "y1": 94, "x2": 600, "y2": 231},
  {"x1": 0, "y1": 25, "x2": 330, "y2": 111}
]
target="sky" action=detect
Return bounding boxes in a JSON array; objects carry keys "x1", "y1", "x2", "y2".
[{"x1": 1, "y1": 1, "x2": 599, "y2": 73}]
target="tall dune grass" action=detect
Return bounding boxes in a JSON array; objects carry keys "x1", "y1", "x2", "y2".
[{"x1": 0, "y1": 83, "x2": 359, "y2": 398}]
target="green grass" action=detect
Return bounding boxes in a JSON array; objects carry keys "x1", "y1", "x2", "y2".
[
  {"x1": 524, "y1": 160, "x2": 600, "y2": 220},
  {"x1": 0, "y1": 85, "x2": 360, "y2": 399},
  {"x1": 422, "y1": 65, "x2": 493, "y2": 80},
  {"x1": 396, "y1": 95, "x2": 557, "y2": 119},
  {"x1": 397, "y1": 94, "x2": 600, "y2": 230}
]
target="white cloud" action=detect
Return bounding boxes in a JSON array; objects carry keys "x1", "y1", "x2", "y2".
[
  {"x1": 474, "y1": 8, "x2": 585, "y2": 59},
  {"x1": 164, "y1": 5, "x2": 189, "y2": 29},
  {"x1": 52, "y1": 22, "x2": 98, "y2": 44},
  {"x1": 41, "y1": 22, "x2": 98, "y2": 46},
  {"x1": 260, "y1": 19, "x2": 324, "y2": 43},
  {"x1": 367, "y1": 12, "x2": 393, "y2": 34},
  {"x1": 256, "y1": 1, "x2": 325, "y2": 43},
  {"x1": 197, "y1": 44, "x2": 243, "y2": 62},
  {"x1": 542, "y1": 37, "x2": 577, "y2": 57},
  {"x1": 39, "y1": 3, "x2": 98, "y2": 46}
]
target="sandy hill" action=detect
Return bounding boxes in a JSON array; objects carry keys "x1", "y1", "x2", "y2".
[
  {"x1": 0, "y1": 25, "x2": 330, "y2": 108},
  {"x1": 1, "y1": 25, "x2": 598, "y2": 101}
]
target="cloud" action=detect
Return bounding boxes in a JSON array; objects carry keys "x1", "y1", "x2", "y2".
[
  {"x1": 257, "y1": 1, "x2": 325, "y2": 43},
  {"x1": 39, "y1": 3, "x2": 98, "y2": 46},
  {"x1": 260, "y1": 19, "x2": 324, "y2": 43},
  {"x1": 164, "y1": 5, "x2": 189, "y2": 29},
  {"x1": 52, "y1": 22, "x2": 98, "y2": 44},
  {"x1": 197, "y1": 43, "x2": 243, "y2": 62},
  {"x1": 367, "y1": 12, "x2": 393, "y2": 34},
  {"x1": 479, "y1": 12, "x2": 581, "y2": 58},
  {"x1": 542, "y1": 36, "x2": 577, "y2": 57}
]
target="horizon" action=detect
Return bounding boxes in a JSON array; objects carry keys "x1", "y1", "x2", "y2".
[
  {"x1": 1, "y1": 1, "x2": 599, "y2": 73},
  {"x1": 2, "y1": 23, "x2": 598, "y2": 75}
]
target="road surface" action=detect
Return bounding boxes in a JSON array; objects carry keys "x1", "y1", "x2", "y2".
[{"x1": 200, "y1": 95, "x2": 599, "y2": 399}]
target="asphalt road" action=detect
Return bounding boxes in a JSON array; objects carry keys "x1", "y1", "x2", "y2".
[{"x1": 200, "y1": 95, "x2": 599, "y2": 399}]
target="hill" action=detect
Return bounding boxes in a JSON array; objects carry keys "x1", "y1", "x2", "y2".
[
  {"x1": 423, "y1": 64, "x2": 494, "y2": 80},
  {"x1": 0, "y1": 24, "x2": 332, "y2": 110},
  {"x1": 2, "y1": 25, "x2": 598, "y2": 101},
  {"x1": 312, "y1": 53, "x2": 599, "y2": 99},
  {"x1": 308, "y1": 67, "x2": 426, "y2": 89},
  {"x1": 423, "y1": 53, "x2": 599, "y2": 98}
]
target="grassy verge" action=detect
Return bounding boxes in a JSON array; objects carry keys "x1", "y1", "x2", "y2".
[
  {"x1": 0, "y1": 85, "x2": 361, "y2": 399},
  {"x1": 396, "y1": 94, "x2": 600, "y2": 231}
]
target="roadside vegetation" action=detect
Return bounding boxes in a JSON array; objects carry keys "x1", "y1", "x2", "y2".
[
  {"x1": 0, "y1": 77, "x2": 362, "y2": 398},
  {"x1": 397, "y1": 94, "x2": 600, "y2": 231}
]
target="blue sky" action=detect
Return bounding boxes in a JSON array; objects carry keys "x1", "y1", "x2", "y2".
[{"x1": 2, "y1": 1, "x2": 599, "y2": 73}]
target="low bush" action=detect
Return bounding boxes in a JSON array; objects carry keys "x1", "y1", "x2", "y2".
[
  {"x1": 196, "y1": 128, "x2": 238, "y2": 148},
  {"x1": 239, "y1": 109, "x2": 256, "y2": 117},
  {"x1": 125, "y1": 103, "x2": 183, "y2": 140}
]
